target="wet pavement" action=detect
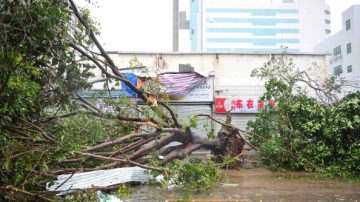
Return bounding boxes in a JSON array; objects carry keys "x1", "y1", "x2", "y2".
[{"x1": 126, "y1": 168, "x2": 360, "y2": 202}]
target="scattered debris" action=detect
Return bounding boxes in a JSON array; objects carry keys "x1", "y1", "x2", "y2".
[
  {"x1": 47, "y1": 167, "x2": 150, "y2": 195},
  {"x1": 97, "y1": 191, "x2": 122, "y2": 202},
  {"x1": 154, "y1": 175, "x2": 177, "y2": 190},
  {"x1": 220, "y1": 183, "x2": 239, "y2": 187}
]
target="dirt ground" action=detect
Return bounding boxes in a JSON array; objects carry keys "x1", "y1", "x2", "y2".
[{"x1": 126, "y1": 167, "x2": 360, "y2": 202}]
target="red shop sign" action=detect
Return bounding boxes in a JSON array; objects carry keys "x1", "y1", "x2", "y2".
[{"x1": 215, "y1": 97, "x2": 275, "y2": 113}]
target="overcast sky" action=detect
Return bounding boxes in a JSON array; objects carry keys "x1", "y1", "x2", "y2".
[
  {"x1": 90, "y1": 0, "x2": 172, "y2": 51},
  {"x1": 87, "y1": 0, "x2": 360, "y2": 52},
  {"x1": 326, "y1": 0, "x2": 360, "y2": 33}
]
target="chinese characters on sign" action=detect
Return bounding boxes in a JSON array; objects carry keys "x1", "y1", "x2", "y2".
[{"x1": 215, "y1": 97, "x2": 275, "y2": 113}]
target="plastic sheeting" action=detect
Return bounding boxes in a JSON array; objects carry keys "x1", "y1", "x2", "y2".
[
  {"x1": 121, "y1": 73, "x2": 137, "y2": 97},
  {"x1": 158, "y1": 73, "x2": 206, "y2": 99}
]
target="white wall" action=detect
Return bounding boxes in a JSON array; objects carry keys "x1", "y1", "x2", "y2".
[
  {"x1": 107, "y1": 52, "x2": 330, "y2": 91},
  {"x1": 97, "y1": 52, "x2": 329, "y2": 129},
  {"x1": 315, "y1": 5, "x2": 360, "y2": 75}
]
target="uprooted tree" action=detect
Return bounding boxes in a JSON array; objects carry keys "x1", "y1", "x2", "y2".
[{"x1": 0, "y1": 1, "x2": 246, "y2": 200}]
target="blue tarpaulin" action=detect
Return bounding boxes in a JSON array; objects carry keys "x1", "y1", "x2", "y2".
[{"x1": 121, "y1": 73, "x2": 137, "y2": 97}]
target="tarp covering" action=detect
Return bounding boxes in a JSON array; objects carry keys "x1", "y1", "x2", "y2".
[
  {"x1": 121, "y1": 73, "x2": 137, "y2": 97},
  {"x1": 158, "y1": 73, "x2": 206, "y2": 99}
]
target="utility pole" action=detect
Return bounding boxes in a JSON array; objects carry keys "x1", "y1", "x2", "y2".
[{"x1": 173, "y1": 0, "x2": 179, "y2": 52}]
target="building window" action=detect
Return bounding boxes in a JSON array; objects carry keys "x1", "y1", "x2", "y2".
[
  {"x1": 347, "y1": 43, "x2": 352, "y2": 54},
  {"x1": 333, "y1": 45, "x2": 341, "y2": 56},
  {"x1": 334, "y1": 65, "x2": 342, "y2": 75},
  {"x1": 347, "y1": 65, "x2": 352, "y2": 73},
  {"x1": 346, "y1": 19, "x2": 351, "y2": 31},
  {"x1": 324, "y1": 10, "x2": 331, "y2": 15},
  {"x1": 325, "y1": 19, "x2": 331, "y2": 24}
]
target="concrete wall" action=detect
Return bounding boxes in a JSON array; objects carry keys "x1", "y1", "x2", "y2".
[
  {"x1": 108, "y1": 52, "x2": 330, "y2": 86},
  {"x1": 101, "y1": 52, "x2": 329, "y2": 130}
]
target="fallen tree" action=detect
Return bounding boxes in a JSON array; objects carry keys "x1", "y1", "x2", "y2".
[
  {"x1": 0, "y1": 1, "x2": 246, "y2": 200},
  {"x1": 248, "y1": 54, "x2": 360, "y2": 180},
  {"x1": 66, "y1": 0, "x2": 246, "y2": 168}
]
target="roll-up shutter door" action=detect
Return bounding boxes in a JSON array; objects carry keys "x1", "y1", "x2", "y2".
[
  {"x1": 214, "y1": 113, "x2": 256, "y2": 133},
  {"x1": 173, "y1": 104, "x2": 212, "y2": 138}
]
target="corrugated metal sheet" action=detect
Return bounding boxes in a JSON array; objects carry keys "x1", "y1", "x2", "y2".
[{"x1": 47, "y1": 167, "x2": 150, "y2": 194}]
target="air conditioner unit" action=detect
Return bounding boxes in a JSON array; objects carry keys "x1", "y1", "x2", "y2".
[{"x1": 179, "y1": 64, "x2": 194, "y2": 72}]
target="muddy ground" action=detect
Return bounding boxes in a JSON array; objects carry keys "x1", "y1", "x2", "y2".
[{"x1": 125, "y1": 168, "x2": 360, "y2": 202}]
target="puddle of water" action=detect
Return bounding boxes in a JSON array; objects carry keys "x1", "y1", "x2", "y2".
[{"x1": 125, "y1": 168, "x2": 360, "y2": 202}]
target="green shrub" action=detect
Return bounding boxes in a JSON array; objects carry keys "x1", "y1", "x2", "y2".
[
  {"x1": 165, "y1": 159, "x2": 221, "y2": 192},
  {"x1": 249, "y1": 54, "x2": 360, "y2": 180}
]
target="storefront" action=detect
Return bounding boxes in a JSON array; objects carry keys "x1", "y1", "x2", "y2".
[
  {"x1": 168, "y1": 76, "x2": 214, "y2": 138},
  {"x1": 213, "y1": 85, "x2": 268, "y2": 131}
]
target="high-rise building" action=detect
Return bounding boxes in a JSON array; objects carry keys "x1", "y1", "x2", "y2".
[
  {"x1": 175, "y1": 0, "x2": 331, "y2": 53},
  {"x1": 315, "y1": 5, "x2": 360, "y2": 76}
]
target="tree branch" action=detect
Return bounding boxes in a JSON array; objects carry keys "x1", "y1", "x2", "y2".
[
  {"x1": 162, "y1": 143, "x2": 202, "y2": 164},
  {"x1": 78, "y1": 152, "x2": 164, "y2": 172},
  {"x1": 0, "y1": 185, "x2": 55, "y2": 202},
  {"x1": 195, "y1": 113, "x2": 232, "y2": 128},
  {"x1": 82, "y1": 131, "x2": 159, "y2": 152},
  {"x1": 111, "y1": 136, "x2": 156, "y2": 157}
]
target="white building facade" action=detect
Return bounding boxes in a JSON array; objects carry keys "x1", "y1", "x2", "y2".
[
  {"x1": 178, "y1": 0, "x2": 331, "y2": 53},
  {"x1": 106, "y1": 52, "x2": 330, "y2": 131},
  {"x1": 315, "y1": 5, "x2": 360, "y2": 76}
]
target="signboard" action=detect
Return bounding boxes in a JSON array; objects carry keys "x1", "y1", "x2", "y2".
[
  {"x1": 171, "y1": 76, "x2": 214, "y2": 102},
  {"x1": 215, "y1": 97, "x2": 275, "y2": 113}
]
